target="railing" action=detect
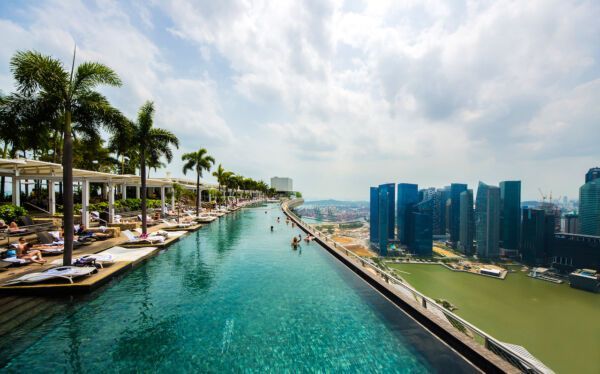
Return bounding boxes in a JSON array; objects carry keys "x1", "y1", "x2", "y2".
[
  {"x1": 24, "y1": 201, "x2": 51, "y2": 215},
  {"x1": 283, "y1": 201, "x2": 550, "y2": 374}
]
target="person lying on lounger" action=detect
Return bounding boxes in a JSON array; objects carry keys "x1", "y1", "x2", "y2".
[
  {"x1": 75, "y1": 225, "x2": 111, "y2": 241},
  {"x1": 9, "y1": 221, "x2": 27, "y2": 233},
  {"x1": 16, "y1": 238, "x2": 46, "y2": 264}
]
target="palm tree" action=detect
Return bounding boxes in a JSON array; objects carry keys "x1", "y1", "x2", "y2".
[
  {"x1": 182, "y1": 148, "x2": 215, "y2": 217},
  {"x1": 212, "y1": 164, "x2": 226, "y2": 198},
  {"x1": 130, "y1": 101, "x2": 179, "y2": 234},
  {"x1": 10, "y1": 50, "x2": 122, "y2": 265},
  {"x1": 221, "y1": 171, "x2": 234, "y2": 204}
]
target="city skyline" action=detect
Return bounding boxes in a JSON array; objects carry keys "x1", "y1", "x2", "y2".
[{"x1": 1, "y1": 1, "x2": 599, "y2": 200}]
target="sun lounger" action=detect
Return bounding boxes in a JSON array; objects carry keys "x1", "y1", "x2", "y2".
[
  {"x1": 51, "y1": 253, "x2": 115, "y2": 268},
  {"x1": 122, "y1": 230, "x2": 165, "y2": 244},
  {"x1": 161, "y1": 219, "x2": 192, "y2": 228},
  {"x1": 1, "y1": 257, "x2": 32, "y2": 267},
  {"x1": 3, "y1": 266, "x2": 97, "y2": 285}
]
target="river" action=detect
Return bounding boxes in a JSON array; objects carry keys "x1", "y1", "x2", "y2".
[{"x1": 388, "y1": 263, "x2": 600, "y2": 373}]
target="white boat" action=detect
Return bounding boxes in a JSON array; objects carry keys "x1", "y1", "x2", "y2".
[{"x1": 3, "y1": 266, "x2": 97, "y2": 285}]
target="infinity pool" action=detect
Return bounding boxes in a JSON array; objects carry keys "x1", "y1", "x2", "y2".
[{"x1": 1, "y1": 205, "x2": 475, "y2": 372}]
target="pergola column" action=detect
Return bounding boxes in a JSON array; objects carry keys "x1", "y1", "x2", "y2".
[
  {"x1": 108, "y1": 182, "x2": 115, "y2": 223},
  {"x1": 11, "y1": 174, "x2": 20, "y2": 206},
  {"x1": 82, "y1": 179, "x2": 90, "y2": 228},
  {"x1": 135, "y1": 185, "x2": 140, "y2": 199},
  {"x1": 170, "y1": 187, "x2": 175, "y2": 210},
  {"x1": 122, "y1": 184, "x2": 127, "y2": 200},
  {"x1": 48, "y1": 180, "x2": 56, "y2": 215},
  {"x1": 160, "y1": 186, "x2": 166, "y2": 215}
]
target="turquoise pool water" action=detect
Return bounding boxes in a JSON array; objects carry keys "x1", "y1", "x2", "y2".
[{"x1": 1, "y1": 205, "x2": 474, "y2": 372}]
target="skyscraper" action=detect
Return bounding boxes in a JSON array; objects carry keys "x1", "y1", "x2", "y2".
[
  {"x1": 397, "y1": 183, "x2": 418, "y2": 244},
  {"x1": 458, "y1": 189, "x2": 474, "y2": 255},
  {"x1": 521, "y1": 208, "x2": 554, "y2": 265},
  {"x1": 449, "y1": 183, "x2": 468, "y2": 245},
  {"x1": 408, "y1": 198, "x2": 433, "y2": 256},
  {"x1": 585, "y1": 167, "x2": 600, "y2": 183},
  {"x1": 579, "y1": 179, "x2": 600, "y2": 236},
  {"x1": 500, "y1": 181, "x2": 521, "y2": 250},
  {"x1": 475, "y1": 182, "x2": 500, "y2": 259},
  {"x1": 433, "y1": 187, "x2": 450, "y2": 236},
  {"x1": 369, "y1": 187, "x2": 379, "y2": 243},
  {"x1": 377, "y1": 183, "x2": 395, "y2": 256}
]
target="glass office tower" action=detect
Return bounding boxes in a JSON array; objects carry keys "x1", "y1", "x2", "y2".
[
  {"x1": 377, "y1": 184, "x2": 395, "y2": 256},
  {"x1": 585, "y1": 167, "x2": 600, "y2": 183},
  {"x1": 458, "y1": 189, "x2": 474, "y2": 255},
  {"x1": 475, "y1": 182, "x2": 500, "y2": 259},
  {"x1": 409, "y1": 199, "x2": 433, "y2": 256},
  {"x1": 397, "y1": 183, "x2": 418, "y2": 244},
  {"x1": 500, "y1": 180, "x2": 521, "y2": 250},
  {"x1": 449, "y1": 183, "x2": 468, "y2": 245},
  {"x1": 433, "y1": 187, "x2": 450, "y2": 236},
  {"x1": 579, "y1": 179, "x2": 600, "y2": 236},
  {"x1": 521, "y1": 208, "x2": 554, "y2": 265},
  {"x1": 369, "y1": 187, "x2": 379, "y2": 244}
]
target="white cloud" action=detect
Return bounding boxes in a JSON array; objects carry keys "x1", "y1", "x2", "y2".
[{"x1": 1, "y1": 0, "x2": 599, "y2": 199}]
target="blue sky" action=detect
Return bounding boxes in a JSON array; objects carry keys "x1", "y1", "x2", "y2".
[{"x1": 1, "y1": 0, "x2": 599, "y2": 200}]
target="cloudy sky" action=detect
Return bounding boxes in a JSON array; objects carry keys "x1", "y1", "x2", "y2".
[{"x1": 1, "y1": 0, "x2": 599, "y2": 200}]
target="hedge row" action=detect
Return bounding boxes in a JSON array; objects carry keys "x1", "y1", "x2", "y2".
[{"x1": 0, "y1": 204, "x2": 28, "y2": 223}]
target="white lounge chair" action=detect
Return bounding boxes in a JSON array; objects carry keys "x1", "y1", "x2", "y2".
[
  {"x1": 122, "y1": 230, "x2": 165, "y2": 244},
  {"x1": 3, "y1": 266, "x2": 97, "y2": 285},
  {"x1": 51, "y1": 253, "x2": 115, "y2": 268},
  {"x1": 161, "y1": 219, "x2": 192, "y2": 228}
]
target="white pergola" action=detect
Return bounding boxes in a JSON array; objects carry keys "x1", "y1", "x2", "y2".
[{"x1": 0, "y1": 158, "x2": 179, "y2": 227}]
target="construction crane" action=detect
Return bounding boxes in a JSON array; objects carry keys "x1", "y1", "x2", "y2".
[{"x1": 538, "y1": 188, "x2": 547, "y2": 203}]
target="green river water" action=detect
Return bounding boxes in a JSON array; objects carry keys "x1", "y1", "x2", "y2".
[{"x1": 388, "y1": 263, "x2": 600, "y2": 374}]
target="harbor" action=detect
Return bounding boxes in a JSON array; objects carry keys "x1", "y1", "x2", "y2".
[{"x1": 388, "y1": 262, "x2": 600, "y2": 374}]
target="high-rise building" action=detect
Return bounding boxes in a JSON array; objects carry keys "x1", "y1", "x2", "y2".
[
  {"x1": 500, "y1": 181, "x2": 521, "y2": 250},
  {"x1": 458, "y1": 189, "x2": 474, "y2": 255},
  {"x1": 433, "y1": 187, "x2": 450, "y2": 236},
  {"x1": 369, "y1": 187, "x2": 379, "y2": 243},
  {"x1": 563, "y1": 213, "x2": 579, "y2": 234},
  {"x1": 579, "y1": 179, "x2": 600, "y2": 236},
  {"x1": 377, "y1": 183, "x2": 395, "y2": 256},
  {"x1": 418, "y1": 187, "x2": 436, "y2": 202},
  {"x1": 270, "y1": 177, "x2": 293, "y2": 193},
  {"x1": 520, "y1": 208, "x2": 554, "y2": 265},
  {"x1": 397, "y1": 183, "x2": 418, "y2": 244},
  {"x1": 449, "y1": 183, "x2": 468, "y2": 245},
  {"x1": 408, "y1": 199, "x2": 433, "y2": 256},
  {"x1": 475, "y1": 182, "x2": 500, "y2": 259},
  {"x1": 585, "y1": 167, "x2": 600, "y2": 183},
  {"x1": 550, "y1": 233, "x2": 600, "y2": 274}
]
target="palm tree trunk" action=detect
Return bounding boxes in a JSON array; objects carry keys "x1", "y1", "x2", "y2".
[
  {"x1": 1, "y1": 142, "x2": 7, "y2": 199},
  {"x1": 140, "y1": 146, "x2": 147, "y2": 235},
  {"x1": 196, "y1": 170, "x2": 200, "y2": 217},
  {"x1": 63, "y1": 110, "x2": 74, "y2": 266}
]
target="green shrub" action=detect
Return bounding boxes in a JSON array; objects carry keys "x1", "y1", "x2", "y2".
[
  {"x1": 0, "y1": 204, "x2": 28, "y2": 223},
  {"x1": 72, "y1": 198, "x2": 162, "y2": 213}
]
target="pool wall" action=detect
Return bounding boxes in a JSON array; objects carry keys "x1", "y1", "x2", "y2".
[{"x1": 282, "y1": 200, "x2": 515, "y2": 374}]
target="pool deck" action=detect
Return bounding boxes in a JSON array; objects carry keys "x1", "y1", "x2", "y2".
[
  {"x1": 282, "y1": 200, "x2": 517, "y2": 374},
  {"x1": 0, "y1": 201, "x2": 264, "y2": 295},
  {"x1": 0, "y1": 206, "x2": 244, "y2": 295}
]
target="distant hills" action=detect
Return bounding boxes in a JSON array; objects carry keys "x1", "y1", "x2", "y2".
[{"x1": 304, "y1": 199, "x2": 368, "y2": 207}]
